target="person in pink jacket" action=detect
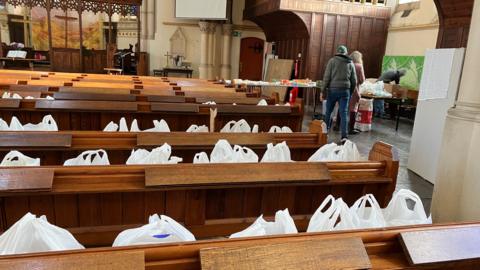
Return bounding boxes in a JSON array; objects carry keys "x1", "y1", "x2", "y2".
[{"x1": 348, "y1": 51, "x2": 365, "y2": 135}]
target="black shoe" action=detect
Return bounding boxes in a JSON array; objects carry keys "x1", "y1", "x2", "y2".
[{"x1": 349, "y1": 130, "x2": 360, "y2": 135}]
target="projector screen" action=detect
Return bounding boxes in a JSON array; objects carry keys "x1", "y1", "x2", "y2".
[{"x1": 175, "y1": 0, "x2": 227, "y2": 20}]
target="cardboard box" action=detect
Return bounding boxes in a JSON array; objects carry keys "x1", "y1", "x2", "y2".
[{"x1": 384, "y1": 84, "x2": 408, "y2": 99}]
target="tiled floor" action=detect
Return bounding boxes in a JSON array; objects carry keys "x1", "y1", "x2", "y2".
[{"x1": 303, "y1": 107, "x2": 434, "y2": 214}]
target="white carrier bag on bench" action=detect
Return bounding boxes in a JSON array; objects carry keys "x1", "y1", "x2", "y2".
[
  {"x1": 23, "y1": 115, "x2": 58, "y2": 131},
  {"x1": 230, "y1": 209, "x2": 298, "y2": 238},
  {"x1": 0, "y1": 151, "x2": 40, "y2": 167},
  {"x1": 0, "y1": 118, "x2": 9, "y2": 130},
  {"x1": 113, "y1": 214, "x2": 195, "y2": 247},
  {"x1": 9, "y1": 116, "x2": 24, "y2": 131},
  {"x1": 186, "y1": 124, "x2": 209, "y2": 133},
  {"x1": 351, "y1": 194, "x2": 386, "y2": 229},
  {"x1": 308, "y1": 196, "x2": 359, "y2": 232},
  {"x1": 383, "y1": 189, "x2": 432, "y2": 227},
  {"x1": 268, "y1": 126, "x2": 293, "y2": 133},
  {"x1": 0, "y1": 213, "x2": 84, "y2": 255},
  {"x1": 261, "y1": 141, "x2": 292, "y2": 163},
  {"x1": 63, "y1": 149, "x2": 110, "y2": 166},
  {"x1": 126, "y1": 143, "x2": 182, "y2": 165},
  {"x1": 220, "y1": 119, "x2": 258, "y2": 133}
]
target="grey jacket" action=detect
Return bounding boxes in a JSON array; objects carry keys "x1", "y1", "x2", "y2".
[{"x1": 323, "y1": 54, "x2": 357, "y2": 92}]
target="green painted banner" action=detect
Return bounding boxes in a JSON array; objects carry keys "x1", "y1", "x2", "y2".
[{"x1": 382, "y1": 56, "x2": 425, "y2": 91}]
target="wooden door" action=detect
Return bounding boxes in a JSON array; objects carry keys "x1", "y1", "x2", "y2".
[{"x1": 239, "y1": 37, "x2": 264, "y2": 80}]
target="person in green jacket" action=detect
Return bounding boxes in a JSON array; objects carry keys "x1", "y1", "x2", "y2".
[{"x1": 323, "y1": 45, "x2": 357, "y2": 140}]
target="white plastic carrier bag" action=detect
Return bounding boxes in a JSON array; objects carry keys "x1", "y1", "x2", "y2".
[
  {"x1": 126, "y1": 143, "x2": 183, "y2": 165},
  {"x1": 143, "y1": 119, "x2": 171, "y2": 132},
  {"x1": 351, "y1": 194, "x2": 386, "y2": 229},
  {"x1": 63, "y1": 149, "x2": 110, "y2": 166},
  {"x1": 220, "y1": 119, "x2": 258, "y2": 133},
  {"x1": 257, "y1": 99, "x2": 268, "y2": 106},
  {"x1": 0, "y1": 151, "x2": 40, "y2": 167},
  {"x1": 230, "y1": 209, "x2": 297, "y2": 238},
  {"x1": 186, "y1": 124, "x2": 209, "y2": 133},
  {"x1": 308, "y1": 197, "x2": 359, "y2": 232},
  {"x1": 268, "y1": 126, "x2": 293, "y2": 133},
  {"x1": 193, "y1": 152, "x2": 210, "y2": 164},
  {"x1": 0, "y1": 118, "x2": 9, "y2": 130},
  {"x1": 261, "y1": 142, "x2": 292, "y2": 163},
  {"x1": 9, "y1": 116, "x2": 24, "y2": 131},
  {"x1": 308, "y1": 140, "x2": 361, "y2": 162},
  {"x1": 383, "y1": 189, "x2": 432, "y2": 227},
  {"x1": 103, "y1": 121, "x2": 119, "y2": 132},
  {"x1": 232, "y1": 145, "x2": 258, "y2": 163},
  {"x1": 0, "y1": 213, "x2": 84, "y2": 255},
  {"x1": 112, "y1": 214, "x2": 195, "y2": 247},
  {"x1": 119, "y1": 117, "x2": 129, "y2": 132},
  {"x1": 210, "y1": 139, "x2": 235, "y2": 163},
  {"x1": 23, "y1": 115, "x2": 58, "y2": 131}
]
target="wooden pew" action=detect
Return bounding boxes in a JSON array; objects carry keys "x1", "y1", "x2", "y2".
[
  {"x1": 0, "y1": 222, "x2": 478, "y2": 269},
  {"x1": 0, "y1": 122, "x2": 327, "y2": 165},
  {"x1": 0, "y1": 142, "x2": 398, "y2": 247},
  {"x1": 0, "y1": 100, "x2": 303, "y2": 132}
]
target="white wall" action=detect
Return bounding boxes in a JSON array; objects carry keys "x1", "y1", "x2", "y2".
[{"x1": 385, "y1": 0, "x2": 439, "y2": 56}]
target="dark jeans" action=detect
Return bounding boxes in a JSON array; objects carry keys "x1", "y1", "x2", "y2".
[{"x1": 325, "y1": 88, "x2": 350, "y2": 139}]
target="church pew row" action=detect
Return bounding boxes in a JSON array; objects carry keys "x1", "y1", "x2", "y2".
[
  {"x1": 0, "y1": 99, "x2": 303, "y2": 131},
  {"x1": 1, "y1": 84, "x2": 272, "y2": 105},
  {"x1": 0, "y1": 142, "x2": 398, "y2": 248},
  {"x1": 0, "y1": 223, "x2": 478, "y2": 270},
  {"x1": 1, "y1": 81, "x2": 263, "y2": 101},
  {"x1": 0, "y1": 122, "x2": 326, "y2": 165}
]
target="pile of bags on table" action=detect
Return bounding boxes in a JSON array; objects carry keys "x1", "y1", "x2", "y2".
[
  {"x1": 0, "y1": 115, "x2": 58, "y2": 131},
  {"x1": 359, "y1": 80, "x2": 392, "y2": 98},
  {"x1": 0, "y1": 189, "x2": 430, "y2": 255}
]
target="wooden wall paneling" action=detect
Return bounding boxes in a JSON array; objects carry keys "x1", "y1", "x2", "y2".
[
  {"x1": 54, "y1": 195, "x2": 79, "y2": 228},
  {"x1": 242, "y1": 188, "x2": 263, "y2": 218},
  {"x1": 184, "y1": 190, "x2": 206, "y2": 226},
  {"x1": 294, "y1": 186, "x2": 314, "y2": 215},
  {"x1": 28, "y1": 195, "x2": 56, "y2": 223},
  {"x1": 122, "y1": 192, "x2": 145, "y2": 225},
  {"x1": 100, "y1": 193, "x2": 123, "y2": 226},
  {"x1": 3, "y1": 197, "x2": 29, "y2": 228},
  {"x1": 144, "y1": 191, "x2": 166, "y2": 222},
  {"x1": 434, "y1": 0, "x2": 474, "y2": 48},
  {"x1": 165, "y1": 191, "x2": 187, "y2": 222},
  {"x1": 78, "y1": 194, "x2": 102, "y2": 227},
  {"x1": 224, "y1": 189, "x2": 245, "y2": 218},
  {"x1": 205, "y1": 190, "x2": 225, "y2": 219}
]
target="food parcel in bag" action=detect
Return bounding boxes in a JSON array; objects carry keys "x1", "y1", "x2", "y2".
[
  {"x1": 261, "y1": 142, "x2": 292, "y2": 163},
  {"x1": 2, "y1": 92, "x2": 22, "y2": 99},
  {"x1": 63, "y1": 150, "x2": 110, "y2": 166},
  {"x1": 268, "y1": 126, "x2": 293, "y2": 133},
  {"x1": 197, "y1": 140, "x2": 258, "y2": 164},
  {"x1": 351, "y1": 194, "x2": 386, "y2": 229},
  {"x1": 126, "y1": 143, "x2": 183, "y2": 165},
  {"x1": 113, "y1": 214, "x2": 195, "y2": 247},
  {"x1": 383, "y1": 189, "x2": 432, "y2": 227},
  {"x1": 359, "y1": 81, "x2": 392, "y2": 98},
  {"x1": 308, "y1": 140, "x2": 361, "y2": 162},
  {"x1": 0, "y1": 151, "x2": 40, "y2": 167},
  {"x1": 186, "y1": 124, "x2": 209, "y2": 133},
  {"x1": 103, "y1": 118, "x2": 170, "y2": 132},
  {"x1": 0, "y1": 213, "x2": 84, "y2": 255},
  {"x1": 257, "y1": 99, "x2": 268, "y2": 106},
  {"x1": 23, "y1": 115, "x2": 58, "y2": 131},
  {"x1": 307, "y1": 196, "x2": 359, "y2": 232},
  {"x1": 220, "y1": 119, "x2": 258, "y2": 133},
  {"x1": 230, "y1": 209, "x2": 297, "y2": 238}
]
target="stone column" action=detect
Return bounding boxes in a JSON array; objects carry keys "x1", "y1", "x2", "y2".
[
  {"x1": 207, "y1": 23, "x2": 217, "y2": 80},
  {"x1": 220, "y1": 24, "x2": 233, "y2": 80},
  {"x1": 431, "y1": 0, "x2": 480, "y2": 222},
  {"x1": 198, "y1": 21, "x2": 210, "y2": 80}
]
